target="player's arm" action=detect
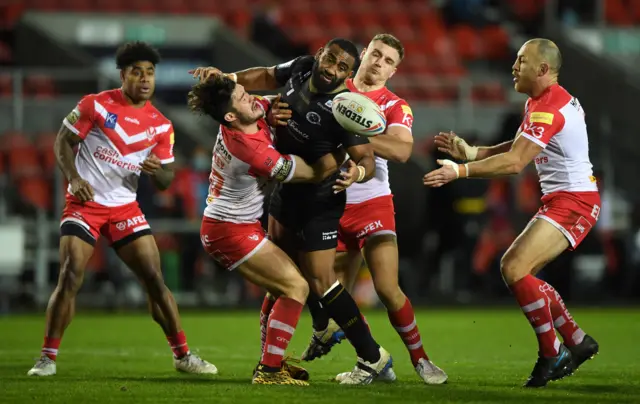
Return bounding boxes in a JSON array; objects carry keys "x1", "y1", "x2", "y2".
[
  {"x1": 56, "y1": 96, "x2": 95, "y2": 201},
  {"x1": 434, "y1": 131, "x2": 513, "y2": 162},
  {"x1": 233, "y1": 57, "x2": 301, "y2": 91},
  {"x1": 370, "y1": 102, "x2": 415, "y2": 163},
  {"x1": 462, "y1": 136, "x2": 543, "y2": 178},
  {"x1": 287, "y1": 154, "x2": 340, "y2": 183},
  {"x1": 344, "y1": 143, "x2": 376, "y2": 182},
  {"x1": 145, "y1": 128, "x2": 176, "y2": 190}
]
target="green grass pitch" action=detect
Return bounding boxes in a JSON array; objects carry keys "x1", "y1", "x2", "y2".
[{"x1": 2, "y1": 308, "x2": 640, "y2": 403}]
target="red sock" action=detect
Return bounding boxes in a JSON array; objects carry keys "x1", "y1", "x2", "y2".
[
  {"x1": 536, "y1": 280, "x2": 585, "y2": 347},
  {"x1": 42, "y1": 336, "x2": 61, "y2": 361},
  {"x1": 388, "y1": 297, "x2": 429, "y2": 366},
  {"x1": 510, "y1": 275, "x2": 560, "y2": 357},
  {"x1": 260, "y1": 294, "x2": 276, "y2": 353},
  {"x1": 167, "y1": 331, "x2": 190, "y2": 359},
  {"x1": 260, "y1": 297, "x2": 303, "y2": 369}
]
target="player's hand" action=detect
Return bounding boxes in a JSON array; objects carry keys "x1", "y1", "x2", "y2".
[
  {"x1": 434, "y1": 131, "x2": 476, "y2": 161},
  {"x1": 266, "y1": 94, "x2": 292, "y2": 126},
  {"x1": 333, "y1": 160, "x2": 359, "y2": 193},
  {"x1": 423, "y1": 159, "x2": 460, "y2": 188},
  {"x1": 140, "y1": 154, "x2": 162, "y2": 175},
  {"x1": 189, "y1": 66, "x2": 224, "y2": 83},
  {"x1": 70, "y1": 177, "x2": 95, "y2": 202}
]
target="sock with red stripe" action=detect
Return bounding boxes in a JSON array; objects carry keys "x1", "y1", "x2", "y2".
[
  {"x1": 260, "y1": 297, "x2": 304, "y2": 370},
  {"x1": 510, "y1": 275, "x2": 561, "y2": 357},
  {"x1": 260, "y1": 294, "x2": 276, "y2": 353},
  {"x1": 536, "y1": 279, "x2": 586, "y2": 347},
  {"x1": 388, "y1": 297, "x2": 429, "y2": 366},
  {"x1": 167, "y1": 330, "x2": 190, "y2": 359},
  {"x1": 41, "y1": 336, "x2": 61, "y2": 361}
]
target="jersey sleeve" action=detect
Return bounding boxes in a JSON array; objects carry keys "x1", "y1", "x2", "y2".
[
  {"x1": 520, "y1": 105, "x2": 566, "y2": 148},
  {"x1": 151, "y1": 124, "x2": 176, "y2": 165},
  {"x1": 229, "y1": 134, "x2": 296, "y2": 183},
  {"x1": 386, "y1": 101, "x2": 414, "y2": 132},
  {"x1": 273, "y1": 57, "x2": 302, "y2": 86},
  {"x1": 62, "y1": 94, "x2": 96, "y2": 139}
]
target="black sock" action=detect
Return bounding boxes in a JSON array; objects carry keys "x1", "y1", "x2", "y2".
[
  {"x1": 320, "y1": 282, "x2": 380, "y2": 363},
  {"x1": 307, "y1": 292, "x2": 330, "y2": 331}
]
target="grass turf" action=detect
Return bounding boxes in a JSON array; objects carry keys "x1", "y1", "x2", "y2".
[{"x1": 2, "y1": 308, "x2": 639, "y2": 403}]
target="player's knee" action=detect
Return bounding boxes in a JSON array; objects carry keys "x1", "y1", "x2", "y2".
[
  {"x1": 374, "y1": 282, "x2": 404, "y2": 310},
  {"x1": 500, "y1": 250, "x2": 528, "y2": 285},
  {"x1": 285, "y1": 275, "x2": 310, "y2": 304}
]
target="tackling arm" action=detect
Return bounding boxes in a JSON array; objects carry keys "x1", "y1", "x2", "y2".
[
  {"x1": 233, "y1": 67, "x2": 280, "y2": 91},
  {"x1": 369, "y1": 125, "x2": 413, "y2": 163}
]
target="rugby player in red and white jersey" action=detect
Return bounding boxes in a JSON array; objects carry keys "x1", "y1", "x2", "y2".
[
  {"x1": 189, "y1": 76, "x2": 344, "y2": 385},
  {"x1": 27, "y1": 42, "x2": 216, "y2": 376},
  {"x1": 299, "y1": 33, "x2": 448, "y2": 385},
  {"x1": 424, "y1": 39, "x2": 600, "y2": 387}
]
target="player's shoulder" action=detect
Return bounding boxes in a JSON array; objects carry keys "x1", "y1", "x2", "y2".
[
  {"x1": 533, "y1": 84, "x2": 573, "y2": 112},
  {"x1": 220, "y1": 125, "x2": 272, "y2": 160},
  {"x1": 290, "y1": 55, "x2": 315, "y2": 74},
  {"x1": 91, "y1": 88, "x2": 122, "y2": 104},
  {"x1": 143, "y1": 102, "x2": 172, "y2": 125}
]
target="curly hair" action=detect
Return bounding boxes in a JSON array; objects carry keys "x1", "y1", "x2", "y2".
[
  {"x1": 187, "y1": 76, "x2": 236, "y2": 126},
  {"x1": 115, "y1": 41, "x2": 161, "y2": 69}
]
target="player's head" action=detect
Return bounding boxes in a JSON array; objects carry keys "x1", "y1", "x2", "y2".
[
  {"x1": 312, "y1": 38, "x2": 360, "y2": 93},
  {"x1": 512, "y1": 38, "x2": 562, "y2": 95},
  {"x1": 187, "y1": 76, "x2": 263, "y2": 129},
  {"x1": 116, "y1": 41, "x2": 161, "y2": 103},
  {"x1": 358, "y1": 33, "x2": 404, "y2": 85}
]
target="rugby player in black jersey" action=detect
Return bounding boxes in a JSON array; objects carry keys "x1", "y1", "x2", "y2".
[{"x1": 191, "y1": 38, "x2": 393, "y2": 384}]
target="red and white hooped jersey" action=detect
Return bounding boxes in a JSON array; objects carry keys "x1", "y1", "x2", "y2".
[
  {"x1": 203, "y1": 97, "x2": 296, "y2": 224},
  {"x1": 519, "y1": 84, "x2": 598, "y2": 195},
  {"x1": 63, "y1": 89, "x2": 175, "y2": 207},
  {"x1": 344, "y1": 78, "x2": 414, "y2": 204}
]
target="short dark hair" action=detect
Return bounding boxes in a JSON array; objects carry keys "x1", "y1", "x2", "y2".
[
  {"x1": 115, "y1": 41, "x2": 161, "y2": 69},
  {"x1": 187, "y1": 76, "x2": 236, "y2": 127},
  {"x1": 325, "y1": 38, "x2": 361, "y2": 71},
  {"x1": 371, "y1": 33, "x2": 405, "y2": 61}
]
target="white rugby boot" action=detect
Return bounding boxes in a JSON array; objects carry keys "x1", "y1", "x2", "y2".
[
  {"x1": 27, "y1": 356, "x2": 56, "y2": 376},
  {"x1": 338, "y1": 347, "x2": 393, "y2": 385},
  {"x1": 174, "y1": 352, "x2": 218, "y2": 374}
]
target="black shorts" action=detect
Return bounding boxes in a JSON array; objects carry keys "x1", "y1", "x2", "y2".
[{"x1": 269, "y1": 183, "x2": 346, "y2": 252}]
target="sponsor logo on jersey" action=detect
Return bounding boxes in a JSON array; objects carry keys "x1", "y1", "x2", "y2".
[
  {"x1": 145, "y1": 126, "x2": 158, "y2": 141},
  {"x1": 287, "y1": 120, "x2": 309, "y2": 142},
  {"x1": 530, "y1": 112, "x2": 554, "y2": 125},
  {"x1": 356, "y1": 220, "x2": 384, "y2": 238},
  {"x1": 214, "y1": 137, "x2": 232, "y2": 162},
  {"x1": 325, "y1": 100, "x2": 333, "y2": 108},
  {"x1": 306, "y1": 111, "x2": 321, "y2": 125},
  {"x1": 248, "y1": 234, "x2": 260, "y2": 241},
  {"x1": 66, "y1": 108, "x2": 80, "y2": 125},
  {"x1": 321, "y1": 230, "x2": 338, "y2": 241},
  {"x1": 124, "y1": 117, "x2": 140, "y2": 125},
  {"x1": 334, "y1": 102, "x2": 374, "y2": 128},
  {"x1": 104, "y1": 112, "x2": 118, "y2": 129},
  {"x1": 93, "y1": 146, "x2": 140, "y2": 173},
  {"x1": 401, "y1": 105, "x2": 413, "y2": 116}
]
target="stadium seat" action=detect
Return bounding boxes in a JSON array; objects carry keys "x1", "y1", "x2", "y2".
[
  {"x1": 481, "y1": 25, "x2": 510, "y2": 59},
  {"x1": 24, "y1": 74, "x2": 56, "y2": 99},
  {"x1": 605, "y1": 0, "x2": 634, "y2": 26},
  {"x1": 9, "y1": 147, "x2": 41, "y2": 178},
  {"x1": 17, "y1": 176, "x2": 51, "y2": 211},
  {"x1": 0, "y1": 73, "x2": 11, "y2": 97},
  {"x1": 0, "y1": 131, "x2": 32, "y2": 153},
  {"x1": 451, "y1": 25, "x2": 482, "y2": 60},
  {"x1": 35, "y1": 132, "x2": 58, "y2": 174}
]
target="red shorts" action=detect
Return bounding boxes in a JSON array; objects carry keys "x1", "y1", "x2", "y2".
[
  {"x1": 337, "y1": 195, "x2": 396, "y2": 252},
  {"x1": 200, "y1": 217, "x2": 268, "y2": 270},
  {"x1": 60, "y1": 195, "x2": 151, "y2": 248},
  {"x1": 532, "y1": 191, "x2": 601, "y2": 251}
]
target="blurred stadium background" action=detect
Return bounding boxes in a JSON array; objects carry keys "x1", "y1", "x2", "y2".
[{"x1": 0, "y1": 0, "x2": 639, "y2": 314}]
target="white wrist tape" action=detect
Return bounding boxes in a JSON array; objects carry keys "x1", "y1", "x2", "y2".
[
  {"x1": 356, "y1": 165, "x2": 366, "y2": 182},
  {"x1": 455, "y1": 136, "x2": 478, "y2": 161},
  {"x1": 441, "y1": 159, "x2": 459, "y2": 178}
]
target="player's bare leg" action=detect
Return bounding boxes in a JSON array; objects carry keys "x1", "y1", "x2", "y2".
[
  {"x1": 115, "y1": 235, "x2": 217, "y2": 374},
  {"x1": 297, "y1": 247, "x2": 392, "y2": 385},
  {"x1": 28, "y1": 236, "x2": 94, "y2": 376},
  {"x1": 501, "y1": 219, "x2": 590, "y2": 387},
  {"x1": 236, "y1": 240, "x2": 309, "y2": 386},
  {"x1": 333, "y1": 235, "x2": 447, "y2": 384}
]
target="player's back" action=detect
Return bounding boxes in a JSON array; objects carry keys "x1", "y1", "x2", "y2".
[
  {"x1": 521, "y1": 84, "x2": 597, "y2": 195},
  {"x1": 64, "y1": 88, "x2": 175, "y2": 206},
  {"x1": 203, "y1": 121, "x2": 273, "y2": 224},
  {"x1": 344, "y1": 79, "x2": 414, "y2": 204}
]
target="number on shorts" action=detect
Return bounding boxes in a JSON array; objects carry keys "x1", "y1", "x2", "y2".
[
  {"x1": 208, "y1": 170, "x2": 225, "y2": 199},
  {"x1": 590, "y1": 204, "x2": 600, "y2": 220}
]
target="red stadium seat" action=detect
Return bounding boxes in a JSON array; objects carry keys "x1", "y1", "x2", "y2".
[
  {"x1": 605, "y1": 0, "x2": 634, "y2": 26},
  {"x1": 9, "y1": 147, "x2": 41, "y2": 178},
  {"x1": 451, "y1": 25, "x2": 483, "y2": 60},
  {"x1": 24, "y1": 74, "x2": 56, "y2": 99},
  {"x1": 0, "y1": 131, "x2": 32, "y2": 153},
  {"x1": 481, "y1": 25, "x2": 510, "y2": 59},
  {"x1": 0, "y1": 73, "x2": 11, "y2": 97},
  {"x1": 17, "y1": 177, "x2": 51, "y2": 211}
]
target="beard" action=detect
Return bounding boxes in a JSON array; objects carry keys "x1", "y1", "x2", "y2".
[
  {"x1": 311, "y1": 60, "x2": 343, "y2": 93},
  {"x1": 236, "y1": 108, "x2": 262, "y2": 126}
]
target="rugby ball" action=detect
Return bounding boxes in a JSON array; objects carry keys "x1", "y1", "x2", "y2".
[{"x1": 332, "y1": 92, "x2": 386, "y2": 137}]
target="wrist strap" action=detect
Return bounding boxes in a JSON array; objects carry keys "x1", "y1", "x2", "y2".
[{"x1": 356, "y1": 165, "x2": 366, "y2": 182}]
